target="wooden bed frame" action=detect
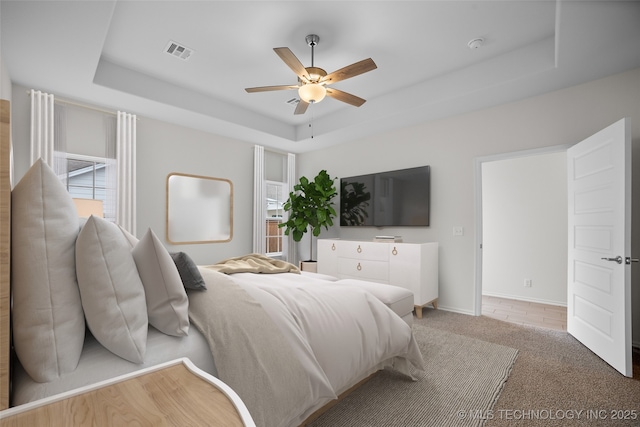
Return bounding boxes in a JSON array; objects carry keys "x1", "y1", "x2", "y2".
[{"x1": 1, "y1": 99, "x2": 11, "y2": 411}]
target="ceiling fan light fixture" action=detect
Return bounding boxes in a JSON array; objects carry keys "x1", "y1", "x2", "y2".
[
  {"x1": 305, "y1": 66, "x2": 327, "y2": 83},
  {"x1": 299, "y1": 83, "x2": 326, "y2": 103},
  {"x1": 245, "y1": 33, "x2": 376, "y2": 114}
]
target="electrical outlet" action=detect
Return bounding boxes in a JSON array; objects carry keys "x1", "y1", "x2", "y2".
[
  {"x1": 524, "y1": 279, "x2": 532, "y2": 287},
  {"x1": 453, "y1": 226, "x2": 464, "y2": 236}
]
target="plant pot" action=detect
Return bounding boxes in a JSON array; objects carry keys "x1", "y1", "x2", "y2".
[{"x1": 299, "y1": 261, "x2": 317, "y2": 273}]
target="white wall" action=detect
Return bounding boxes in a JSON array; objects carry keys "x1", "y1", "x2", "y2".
[
  {"x1": 0, "y1": 56, "x2": 11, "y2": 101},
  {"x1": 482, "y1": 152, "x2": 567, "y2": 305},
  {"x1": 135, "y1": 117, "x2": 255, "y2": 264},
  {"x1": 297, "y1": 67, "x2": 640, "y2": 346},
  {"x1": 9, "y1": 68, "x2": 640, "y2": 343},
  {"x1": 10, "y1": 83, "x2": 257, "y2": 265},
  {"x1": 10, "y1": 84, "x2": 33, "y2": 182}
]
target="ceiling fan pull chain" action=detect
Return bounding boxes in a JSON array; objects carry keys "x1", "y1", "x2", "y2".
[{"x1": 309, "y1": 109, "x2": 314, "y2": 139}]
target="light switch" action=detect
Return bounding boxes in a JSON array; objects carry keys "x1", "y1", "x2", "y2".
[{"x1": 453, "y1": 226, "x2": 464, "y2": 236}]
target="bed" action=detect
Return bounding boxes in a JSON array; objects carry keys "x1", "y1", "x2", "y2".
[{"x1": 0, "y1": 102, "x2": 424, "y2": 426}]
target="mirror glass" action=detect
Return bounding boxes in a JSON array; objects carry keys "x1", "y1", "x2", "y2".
[{"x1": 166, "y1": 173, "x2": 233, "y2": 244}]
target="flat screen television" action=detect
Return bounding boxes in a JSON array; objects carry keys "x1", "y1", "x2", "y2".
[{"x1": 340, "y1": 166, "x2": 430, "y2": 227}]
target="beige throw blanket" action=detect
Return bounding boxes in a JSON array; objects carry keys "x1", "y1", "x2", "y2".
[
  {"x1": 188, "y1": 267, "x2": 331, "y2": 427},
  {"x1": 205, "y1": 253, "x2": 300, "y2": 274}
]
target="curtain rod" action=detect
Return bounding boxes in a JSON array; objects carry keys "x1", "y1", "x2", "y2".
[{"x1": 26, "y1": 90, "x2": 138, "y2": 119}]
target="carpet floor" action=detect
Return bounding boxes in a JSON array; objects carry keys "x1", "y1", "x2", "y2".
[
  {"x1": 416, "y1": 309, "x2": 640, "y2": 426},
  {"x1": 308, "y1": 323, "x2": 518, "y2": 427},
  {"x1": 308, "y1": 309, "x2": 640, "y2": 426}
]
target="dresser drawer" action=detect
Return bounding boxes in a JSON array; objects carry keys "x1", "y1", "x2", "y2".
[
  {"x1": 338, "y1": 258, "x2": 389, "y2": 281},
  {"x1": 337, "y1": 241, "x2": 389, "y2": 261},
  {"x1": 318, "y1": 239, "x2": 439, "y2": 319}
]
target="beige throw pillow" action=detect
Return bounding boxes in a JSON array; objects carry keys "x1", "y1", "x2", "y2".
[
  {"x1": 132, "y1": 228, "x2": 189, "y2": 336},
  {"x1": 76, "y1": 215, "x2": 148, "y2": 363},
  {"x1": 11, "y1": 159, "x2": 85, "y2": 382}
]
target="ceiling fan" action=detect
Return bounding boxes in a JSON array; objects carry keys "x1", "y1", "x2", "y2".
[{"x1": 245, "y1": 34, "x2": 377, "y2": 115}]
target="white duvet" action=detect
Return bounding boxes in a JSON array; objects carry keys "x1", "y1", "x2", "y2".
[
  {"x1": 232, "y1": 272, "x2": 424, "y2": 393},
  {"x1": 201, "y1": 269, "x2": 423, "y2": 426},
  {"x1": 13, "y1": 267, "x2": 424, "y2": 427}
]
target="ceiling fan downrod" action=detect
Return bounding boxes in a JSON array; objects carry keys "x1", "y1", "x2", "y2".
[{"x1": 305, "y1": 34, "x2": 319, "y2": 67}]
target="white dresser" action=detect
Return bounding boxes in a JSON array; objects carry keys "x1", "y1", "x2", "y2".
[{"x1": 317, "y1": 239, "x2": 438, "y2": 318}]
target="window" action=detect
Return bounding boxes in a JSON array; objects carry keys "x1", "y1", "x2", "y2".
[
  {"x1": 63, "y1": 154, "x2": 116, "y2": 222},
  {"x1": 66, "y1": 158, "x2": 105, "y2": 199},
  {"x1": 265, "y1": 181, "x2": 286, "y2": 256},
  {"x1": 254, "y1": 146, "x2": 295, "y2": 262}
]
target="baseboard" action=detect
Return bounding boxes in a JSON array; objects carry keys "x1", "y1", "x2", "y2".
[
  {"x1": 482, "y1": 291, "x2": 567, "y2": 307},
  {"x1": 434, "y1": 305, "x2": 476, "y2": 316}
]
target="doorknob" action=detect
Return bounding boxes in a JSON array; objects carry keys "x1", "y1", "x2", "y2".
[
  {"x1": 601, "y1": 256, "x2": 623, "y2": 264},
  {"x1": 626, "y1": 257, "x2": 639, "y2": 265}
]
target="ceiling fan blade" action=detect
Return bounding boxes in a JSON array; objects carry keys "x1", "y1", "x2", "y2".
[
  {"x1": 245, "y1": 85, "x2": 298, "y2": 93},
  {"x1": 322, "y1": 58, "x2": 377, "y2": 84},
  {"x1": 294, "y1": 100, "x2": 310, "y2": 115},
  {"x1": 325, "y1": 88, "x2": 366, "y2": 107},
  {"x1": 274, "y1": 47, "x2": 310, "y2": 81}
]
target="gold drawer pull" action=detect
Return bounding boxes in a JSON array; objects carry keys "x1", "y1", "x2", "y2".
[
  {"x1": 357, "y1": 262, "x2": 362, "y2": 271},
  {"x1": 357, "y1": 245, "x2": 362, "y2": 253},
  {"x1": 392, "y1": 247, "x2": 398, "y2": 256},
  {"x1": 331, "y1": 243, "x2": 336, "y2": 251}
]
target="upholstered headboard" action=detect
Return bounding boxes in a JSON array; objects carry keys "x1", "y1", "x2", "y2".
[{"x1": 1, "y1": 99, "x2": 11, "y2": 410}]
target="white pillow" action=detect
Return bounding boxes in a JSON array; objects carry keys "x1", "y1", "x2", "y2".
[
  {"x1": 76, "y1": 215, "x2": 148, "y2": 363},
  {"x1": 118, "y1": 224, "x2": 139, "y2": 248},
  {"x1": 11, "y1": 159, "x2": 85, "y2": 382},
  {"x1": 132, "y1": 228, "x2": 189, "y2": 336}
]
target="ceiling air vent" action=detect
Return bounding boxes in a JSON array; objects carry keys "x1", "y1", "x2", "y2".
[
  {"x1": 165, "y1": 41, "x2": 193, "y2": 60},
  {"x1": 286, "y1": 98, "x2": 300, "y2": 106}
]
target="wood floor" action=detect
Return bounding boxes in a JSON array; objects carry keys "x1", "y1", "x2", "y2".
[
  {"x1": 482, "y1": 295, "x2": 640, "y2": 378},
  {"x1": 482, "y1": 295, "x2": 567, "y2": 331}
]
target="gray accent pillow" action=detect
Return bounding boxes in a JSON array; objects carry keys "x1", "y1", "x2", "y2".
[
  {"x1": 133, "y1": 229, "x2": 189, "y2": 336},
  {"x1": 170, "y1": 252, "x2": 207, "y2": 290}
]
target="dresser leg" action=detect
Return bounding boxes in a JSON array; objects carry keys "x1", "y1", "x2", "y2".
[{"x1": 415, "y1": 299, "x2": 438, "y2": 318}]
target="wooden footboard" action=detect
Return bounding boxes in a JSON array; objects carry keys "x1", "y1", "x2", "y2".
[{"x1": 1, "y1": 99, "x2": 11, "y2": 410}]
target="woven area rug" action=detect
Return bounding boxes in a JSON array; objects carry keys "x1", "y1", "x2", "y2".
[{"x1": 309, "y1": 324, "x2": 518, "y2": 427}]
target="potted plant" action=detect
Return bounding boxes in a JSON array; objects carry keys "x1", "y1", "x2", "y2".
[{"x1": 279, "y1": 170, "x2": 337, "y2": 267}]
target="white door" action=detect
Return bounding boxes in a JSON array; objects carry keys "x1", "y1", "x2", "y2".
[{"x1": 567, "y1": 118, "x2": 633, "y2": 377}]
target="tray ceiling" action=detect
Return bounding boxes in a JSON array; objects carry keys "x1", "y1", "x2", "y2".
[{"x1": 2, "y1": 1, "x2": 639, "y2": 153}]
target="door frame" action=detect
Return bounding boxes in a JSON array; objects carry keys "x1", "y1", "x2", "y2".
[{"x1": 473, "y1": 144, "x2": 572, "y2": 316}]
